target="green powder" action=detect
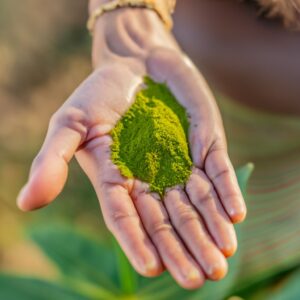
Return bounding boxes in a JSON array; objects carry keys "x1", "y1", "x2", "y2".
[{"x1": 110, "y1": 77, "x2": 192, "y2": 196}]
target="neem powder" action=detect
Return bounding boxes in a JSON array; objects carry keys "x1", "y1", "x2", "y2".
[{"x1": 110, "y1": 77, "x2": 192, "y2": 196}]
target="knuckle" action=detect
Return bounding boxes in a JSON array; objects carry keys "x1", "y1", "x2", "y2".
[
  {"x1": 113, "y1": 211, "x2": 138, "y2": 226},
  {"x1": 149, "y1": 219, "x2": 172, "y2": 239},
  {"x1": 106, "y1": 211, "x2": 139, "y2": 233},
  {"x1": 50, "y1": 107, "x2": 87, "y2": 128},
  {"x1": 176, "y1": 208, "x2": 199, "y2": 228},
  {"x1": 186, "y1": 172, "x2": 217, "y2": 207},
  {"x1": 193, "y1": 190, "x2": 214, "y2": 207},
  {"x1": 49, "y1": 107, "x2": 88, "y2": 139},
  {"x1": 211, "y1": 168, "x2": 230, "y2": 182},
  {"x1": 208, "y1": 136, "x2": 226, "y2": 153},
  {"x1": 64, "y1": 107, "x2": 86, "y2": 124}
]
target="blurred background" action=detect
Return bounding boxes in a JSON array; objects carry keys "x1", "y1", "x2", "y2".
[
  {"x1": 0, "y1": 0, "x2": 105, "y2": 278},
  {"x1": 0, "y1": 0, "x2": 300, "y2": 299}
]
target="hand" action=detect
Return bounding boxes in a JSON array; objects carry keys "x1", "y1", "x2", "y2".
[{"x1": 17, "y1": 7, "x2": 246, "y2": 289}]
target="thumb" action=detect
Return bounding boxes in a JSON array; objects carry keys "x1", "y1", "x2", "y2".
[{"x1": 17, "y1": 109, "x2": 86, "y2": 211}]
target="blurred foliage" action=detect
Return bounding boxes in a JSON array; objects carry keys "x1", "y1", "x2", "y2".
[
  {"x1": 2, "y1": 222, "x2": 299, "y2": 299},
  {"x1": 0, "y1": 0, "x2": 102, "y2": 279},
  {"x1": 0, "y1": 224, "x2": 239, "y2": 300}
]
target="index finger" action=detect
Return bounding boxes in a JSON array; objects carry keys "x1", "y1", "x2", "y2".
[{"x1": 99, "y1": 183, "x2": 163, "y2": 277}]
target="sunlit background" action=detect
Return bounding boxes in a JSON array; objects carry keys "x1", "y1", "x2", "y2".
[{"x1": 0, "y1": 0, "x2": 103, "y2": 277}]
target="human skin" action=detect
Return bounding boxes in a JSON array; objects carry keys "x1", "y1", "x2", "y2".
[
  {"x1": 17, "y1": 0, "x2": 246, "y2": 289},
  {"x1": 174, "y1": 0, "x2": 300, "y2": 115}
]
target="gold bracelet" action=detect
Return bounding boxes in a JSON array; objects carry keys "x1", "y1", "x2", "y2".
[{"x1": 87, "y1": 0, "x2": 176, "y2": 34}]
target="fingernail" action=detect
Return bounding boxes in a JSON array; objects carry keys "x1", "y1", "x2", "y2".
[
  {"x1": 145, "y1": 260, "x2": 157, "y2": 273},
  {"x1": 183, "y1": 268, "x2": 201, "y2": 282},
  {"x1": 221, "y1": 242, "x2": 237, "y2": 258},
  {"x1": 207, "y1": 261, "x2": 227, "y2": 280},
  {"x1": 229, "y1": 206, "x2": 246, "y2": 223},
  {"x1": 137, "y1": 258, "x2": 156, "y2": 275}
]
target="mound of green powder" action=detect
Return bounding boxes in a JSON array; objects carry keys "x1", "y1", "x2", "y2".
[{"x1": 110, "y1": 77, "x2": 192, "y2": 196}]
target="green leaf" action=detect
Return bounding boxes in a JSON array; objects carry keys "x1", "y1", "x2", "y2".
[
  {"x1": 267, "y1": 269, "x2": 300, "y2": 300},
  {"x1": 28, "y1": 224, "x2": 119, "y2": 293},
  {"x1": 113, "y1": 241, "x2": 138, "y2": 295},
  {"x1": 0, "y1": 275, "x2": 89, "y2": 300},
  {"x1": 236, "y1": 163, "x2": 254, "y2": 196}
]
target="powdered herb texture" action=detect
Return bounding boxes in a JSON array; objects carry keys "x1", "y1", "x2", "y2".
[{"x1": 110, "y1": 77, "x2": 192, "y2": 196}]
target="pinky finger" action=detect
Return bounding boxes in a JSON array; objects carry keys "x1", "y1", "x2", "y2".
[{"x1": 205, "y1": 145, "x2": 247, "y2": 223}]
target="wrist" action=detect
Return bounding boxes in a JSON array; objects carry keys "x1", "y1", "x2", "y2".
[
  {"x1": 89, "y1": 0, "x2": 176, "y2": 27},
  {"x1": 89, "y1": 3, "x2": 179, "y2": 68}
]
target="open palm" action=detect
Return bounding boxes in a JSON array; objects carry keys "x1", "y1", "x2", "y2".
[{"x1": 18, "y1": 48, "x2": 246, "y2": 289}]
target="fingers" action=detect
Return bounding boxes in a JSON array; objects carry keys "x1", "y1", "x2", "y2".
[
  {"x1": 99, "y1": 183, "x2": 163, "y2": 277},
  {"x1": 205, "y1": 145, "x2": 247, "y2": 223},
  {"x1": 132, "y1": 187, "x2": 205, "y2": 289},
  {"x1": 76, "y1": 135, "x2": 163, "y2": 277},
  {"x1": 147, "y1": 48, "x2": 246, "y2": 224},
  {"x1": 164, "y1": 188, "x2": 228, "y2": 280},
  {"x1": 186, "y1": 168, "x2": 237, "y2": 257},
  {"x1": 17, "y1": 108, "x2": 86, "y2": 211}
]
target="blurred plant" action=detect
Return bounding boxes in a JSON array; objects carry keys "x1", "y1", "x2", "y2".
[
  {"x1": 1, "y1": 164, "x2": 285, "y2": 300},
  {"x1": 266, "y1": 270, "x2": 300, "y2": 300}
]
